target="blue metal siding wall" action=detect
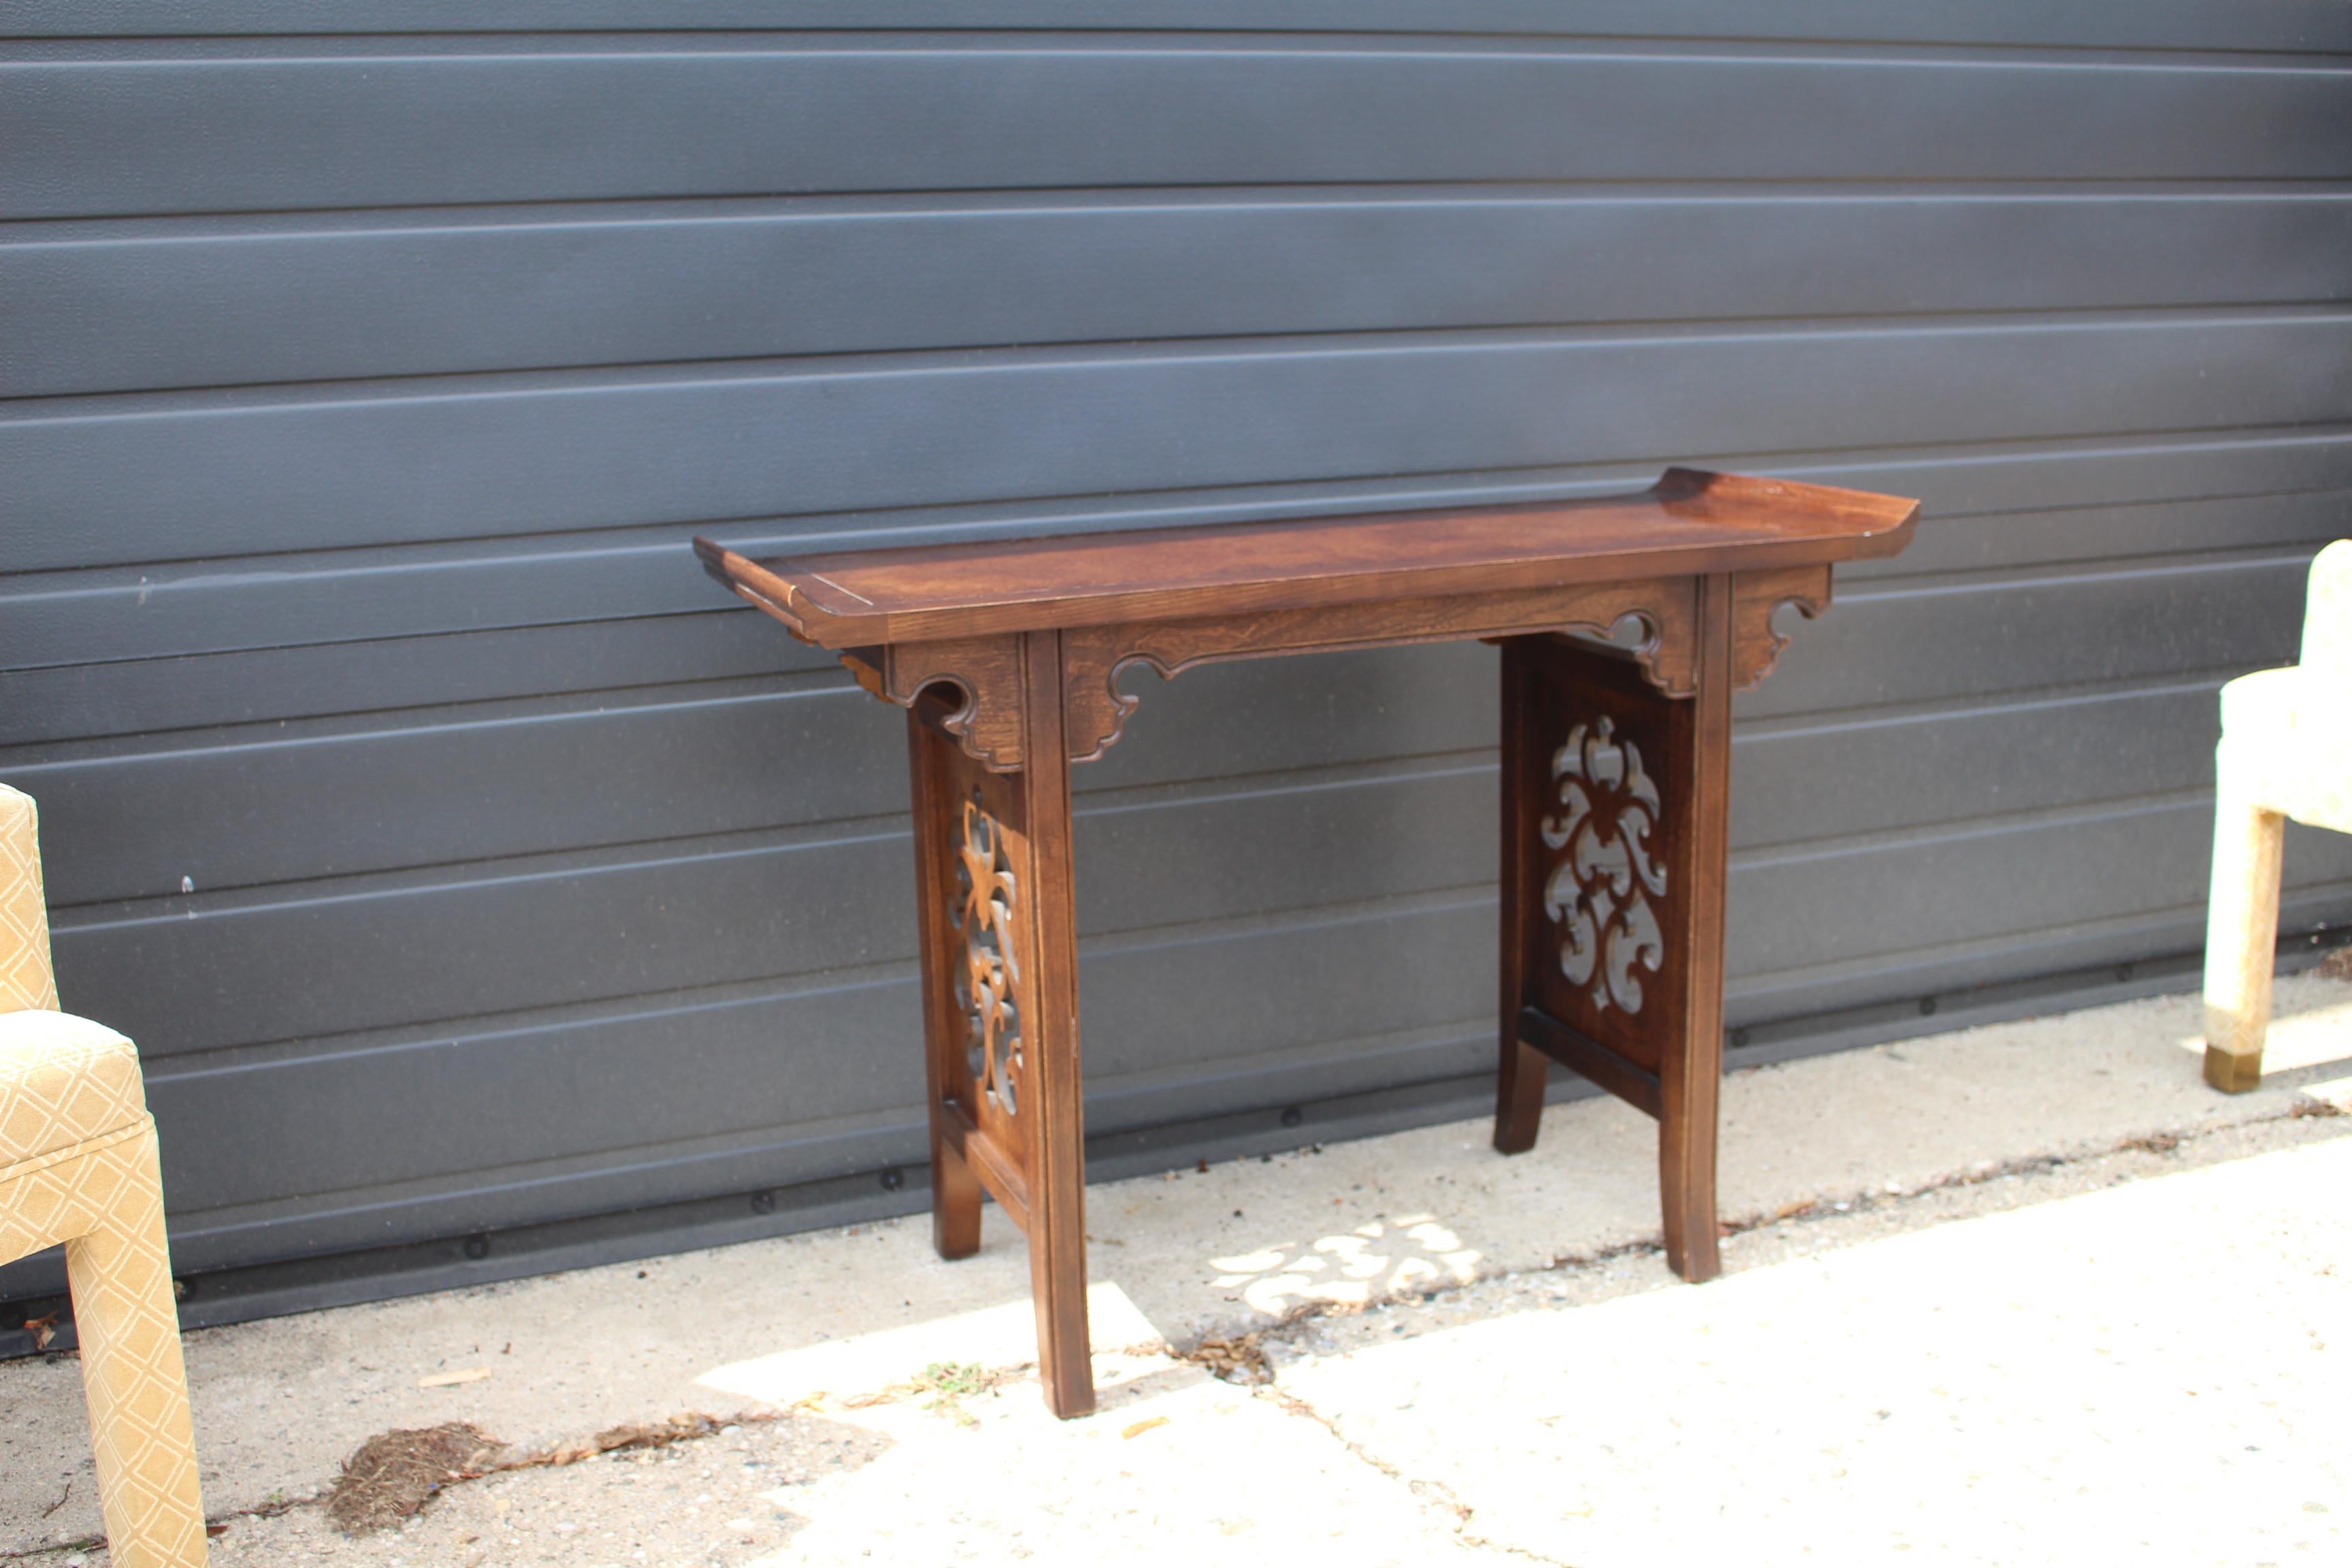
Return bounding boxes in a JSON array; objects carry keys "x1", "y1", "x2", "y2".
[{"x1": 3, "y1": 5, "x2": 2349, "y2": 1302}]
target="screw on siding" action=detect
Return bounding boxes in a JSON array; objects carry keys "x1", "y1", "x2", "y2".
[
  {"x1": 461, "y1": 1234, "x2": 490, "y2": 1261},
  {"x1": 749, "y1": 1190, "x2": 776, "y2": 1215},
  {"x1": 1279, "y1": 1107, "x2": 1305, "y2": 1129},
  {"x1": 1918, "y1": 996, "x2": 1938, "y2": 1016},
  {"x1": 879, "y1": 1168, "x2": 904, "y2": 1192},
  {"x1": 1730, "y1": 1027, "x2": 1751, "y2": 1049},
  {"x1": 2115, "y1": 963, "x2": 2134, "y2": 982}
]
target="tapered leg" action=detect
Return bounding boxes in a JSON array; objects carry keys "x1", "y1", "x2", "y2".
[
  {"x1": 2203, "y1": 763, "x2": 2284, "y2": 1094},
  {"x1": 1658, "y1": 576, "x2": 1733, "y2": 1284},
  {"x1": 908, "y1": 711, "x2": 985, "y2": 1258},
  {"x1": 1013, "y1": 631, "x2": 1094, "y2": 1418},
  {"x1": 1494, "y1": 639, "x2": 1550, "y2": 1153},
  {"x1": 63, "y1": 1123, "x2": 210, "y2": 1568}
]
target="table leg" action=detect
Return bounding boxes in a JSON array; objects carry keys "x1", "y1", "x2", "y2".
[
  {"x1": 1493, "y1": 638, "x2": 1550, "y2": 1153},
  {"x1": 908, "y1": 710, "x2": 984, "y2": 1261},
  {"x1": 1659, "y1": 575, "x2": 1733, "y2": 1284},
  {"x1": 901, "y1": 633, "x2": 1096, "y2": 1418},
  {"x1": 1015, "y1": 631, "x2": 1094, "y2": 1417},
  {"x1": 1493, "y1": 576, "x2": 1733, "y2": 1284}
]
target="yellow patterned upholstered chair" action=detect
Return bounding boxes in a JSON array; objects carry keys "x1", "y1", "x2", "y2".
[
  {"x1": 2204, "y1": 540, "x2": 2352, "y2": 1092},
  {"x1": 1, "y1": 783, "x2": 209, "y2": 1567}
]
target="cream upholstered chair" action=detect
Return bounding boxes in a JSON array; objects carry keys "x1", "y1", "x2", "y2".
[
  {"x1": 2203, "y1": 541, "x2": 2352, "y2": 1092},
  {"x1": 1, "y1": 784, "x2": 209, "y2": 1567}
]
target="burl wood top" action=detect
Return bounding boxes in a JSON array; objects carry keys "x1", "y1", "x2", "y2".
[{"x1": 696, "y1": 468, "x2": 1918, "y2": 647}]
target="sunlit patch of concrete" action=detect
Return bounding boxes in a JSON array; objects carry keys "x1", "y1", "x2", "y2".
[
  {"x1": 1205, "y1": 1213, "x2": 1483, "y2": 1316},
  {"x1": 696, "y1": 1279, "x2": 1164, "y2": 1411},
  {"x1": 736, "y1": 1370, "x2": 1463, "y2": 1568},
  {"x1": 1281, "y1": 1135, "x2": 2352, "y2": 1566}
]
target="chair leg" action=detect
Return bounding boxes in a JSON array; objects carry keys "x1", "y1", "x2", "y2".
[
  {"x1": 2203, "y1": 778, "x2": 2285, "y2": 1094},
  {"x1": 63, "y1": 1123, "x2": 209, "y2": 1568}
]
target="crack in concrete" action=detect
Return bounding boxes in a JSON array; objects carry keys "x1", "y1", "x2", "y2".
[
  {"x1": 1253, "y1": 1383, "x2": 1575, "y2": 1567},
  {"x1": 1191, "y1": 1102, "x2": 2352, "y2": 1568}
]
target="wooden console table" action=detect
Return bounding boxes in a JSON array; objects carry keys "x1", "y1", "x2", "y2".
[{"x1": 696, "y1": 468, "x2": 1918, "y2": 1418}]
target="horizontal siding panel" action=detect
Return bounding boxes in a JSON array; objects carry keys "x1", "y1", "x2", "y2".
[
  {"x1": 1727, "y1": 873, "x2": 2352, "y2": 1023},
  {"x1": 142, "y1": 896, "x2": 1499, "y2": 1262},
  {"x1": 10, "y1": 313, "x2": 2349, "y2": 571},
  {"x1": 21, "y1": 647, "x2": 1499, "y2": 902},
  {"x1": 1842, "y1": 487, "x2": 2352, "y2": 580},
  {"x1": 10, "y1": 3, "x2": 2348, "y2": 51},
  {"x1": 18, "y1": 685, "x2": 894, "y2": 904},
  {"x1": 0, "y1": 611, "x2": 823, "y2": 752},
  {"x1": 151, "y1": 977, "x2": 932, "y2": 1221},
  {"x1": 8, "y1": 431, "x2": 2351, "y2": 679},
  {"x1": 1749, "y1": 553, "x2": 2313, "y2": 717},
  {"x1": 14, "y1": 191, "x2": 2352, "y2": 397},
  {"x1": 1732, "y1": 798, "x2": 2352, "y2": 979},
  {"x1": 7, "y1": 45, "x2": 2349, "y2": 221},
  {"x1": 50, "y1": 763, "x2": 1495, "y2": 1054},
  {"x1": 54, "y1": 830, "x2": 920, "y2": 1058},
  {"x1": 14, "y1": 659, "x2": 2244, "y2": 907},
  {"x1": 1729, "y1": 680, "x2": 2226, "y2": 848}
]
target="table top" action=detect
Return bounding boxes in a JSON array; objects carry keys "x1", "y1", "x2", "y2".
[{"x1": 696, "y1": 468, "x2": 1918, "y2": 647}]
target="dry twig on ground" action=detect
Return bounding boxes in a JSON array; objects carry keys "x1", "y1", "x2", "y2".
[{"x1": 1189, "y1": 1333, "x2": 1274, "y2": 1386}]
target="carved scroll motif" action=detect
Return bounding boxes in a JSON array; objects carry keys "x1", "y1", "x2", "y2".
[
  {"x1": 1731, "y1": 564, "x2": 1833, "y2": 691},
  {"x1": 952, "y1": 795, "x2": 1024, "y2": 1120},
  {"x1": 1541, "y1": 716, "x2": 1667, "y2": 1016},
  {"x1": 1062, "y1": 579, "x2": 1701, "y2": 764},
  {"x1": 838, "y1": 637, "x2": 1027, "y2": 772}
]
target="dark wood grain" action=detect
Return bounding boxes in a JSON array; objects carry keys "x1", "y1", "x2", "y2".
[
  {"x1": 1661, "y1": 574, "x2": 1734, "y2": 1283},
  {"x1": 1012, "y1": 630, "x2": 1096, "y2": 1418},
  {"x1": 1492, "y1": 638, "x2": 1548, "y2": 1154},
  {"x1": 906, "y1": 709, "x2": 985, "y2": 1260},
  {"x1": 696, "y1": 468, "x2": 1917, "y2": 648}
]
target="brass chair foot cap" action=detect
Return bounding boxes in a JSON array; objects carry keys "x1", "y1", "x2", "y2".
[{"x1": 2204, "y1": 1045, "x2": 2263, "y2": 1094}]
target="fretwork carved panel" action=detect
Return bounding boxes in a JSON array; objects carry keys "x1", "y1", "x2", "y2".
[
  {"x1": 1512, "y1": 636, "x2": 1696, "y2": 1074},
  {"x1": 1542, "y1": 716, "x2": 1668, "y2": 1016},
  {"x1": 951, "y1": 794, "x2": 1024, "y2": 1122}
]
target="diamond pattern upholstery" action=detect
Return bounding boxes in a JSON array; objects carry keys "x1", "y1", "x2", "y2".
[
  {"x1": 1, "y1": 785, "x2": 59, "y2": 1013},
  {"x1": 0, "y1": 1011, "x2": 150, "y2": 1168},
  {"x1": 0, "y1": 783, "x2": 210, "y2": 1567}
]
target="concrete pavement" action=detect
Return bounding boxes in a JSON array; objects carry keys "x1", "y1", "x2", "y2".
[{"x1": 3, "y1": 972, "x2": 2348, "y2": 1565}]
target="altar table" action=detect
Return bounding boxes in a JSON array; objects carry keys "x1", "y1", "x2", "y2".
[{"x1": 696, "y1": 468, "x2": 1918, "y2": 1417}]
